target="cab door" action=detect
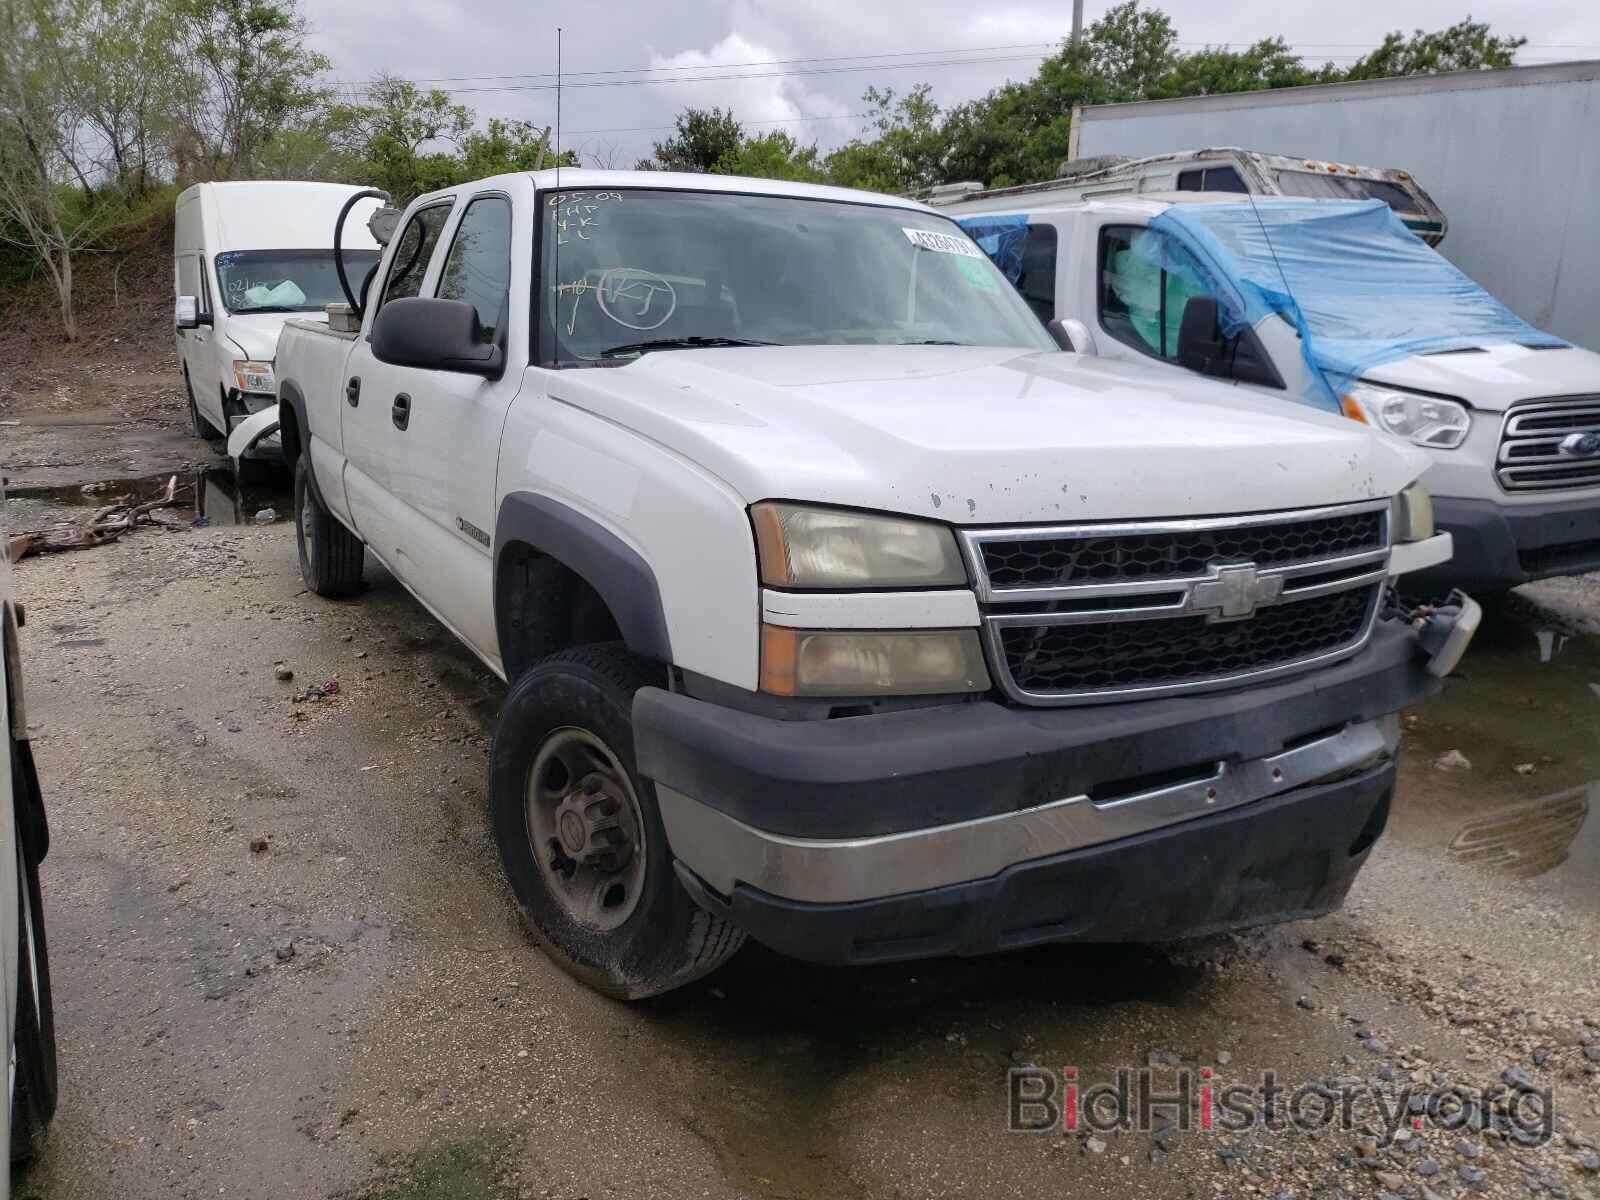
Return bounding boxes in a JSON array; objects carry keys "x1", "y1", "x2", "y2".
[
  {"x1": 385, "y1": 190, "x2": 525, "y2": 664},
  {"x1": 339, "y1": 197, "x2": 456, "y2": 581}
]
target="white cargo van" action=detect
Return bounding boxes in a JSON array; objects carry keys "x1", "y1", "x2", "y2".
[{"x1": 173, "y1": 182, "x2": 383, "y2": 443}]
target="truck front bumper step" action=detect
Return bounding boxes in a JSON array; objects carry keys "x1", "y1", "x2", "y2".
[
  {"x1": 655, "y1": 717, "x2": 1396, "y2": 906},
  {"x1": 673, "y1": 762, "x2": 1396, "y2": 966}
]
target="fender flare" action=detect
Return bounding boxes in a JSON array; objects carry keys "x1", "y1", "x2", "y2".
[
  {"x1": 493, "y1": 492, "x2": 672, "y2": 668},
  {"x1": 276, "y1": 381, "x2": 331, "y2": 512}
]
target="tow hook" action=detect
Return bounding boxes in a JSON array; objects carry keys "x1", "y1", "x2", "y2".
[{"x1": 1410, "y1": 588, "x2": 1482, "y2": 678}]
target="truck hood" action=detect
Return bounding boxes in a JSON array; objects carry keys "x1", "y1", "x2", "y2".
[
  {"x1": 224, "y1": 311, "x2": 325, "y2": 363},
  {"x1": 1361, "y1": 343, "x2": 1600, "y2": 413},
  {"x1": 547, "y1": 346, "x2": 1427, "y2": 524}
]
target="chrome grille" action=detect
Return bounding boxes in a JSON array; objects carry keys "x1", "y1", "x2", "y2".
[
  {"x1": 1497, "y1": 396, "x2": 1600, "y2": 492},
  {"x1": 962, "y1": 501, "x2": 1391, "y2": 706}
]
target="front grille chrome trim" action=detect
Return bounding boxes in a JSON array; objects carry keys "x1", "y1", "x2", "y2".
[
  {"x1": 964, "y1": 499, "x2": 1393, "y2": 707},
  {"x1": 1496, "y1": 396, "x2": 1600, "y2": 493},
  {"x1": 959, "y1": 499, "x2": 1391, "y2": 603}
]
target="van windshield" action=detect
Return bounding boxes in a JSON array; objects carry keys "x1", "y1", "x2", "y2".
[
  {"x1": 538, "y1": 188, "x2": 1056, "y2": 364},
  {"x1": 214, "y1": 249, "x2": 381, "y2": 313}
]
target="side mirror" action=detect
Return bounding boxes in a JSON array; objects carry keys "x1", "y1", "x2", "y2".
[
  {"x1": 175, "y1": 295, "x2": 199, "y2": 330},
  {"x1": 371, "y1": 297, "x2": 505, "y2": 378},
  {"x1": 1048, "y1": 317, "x2": 1097, "y2": 356},
  {"x1": 1176, "y1": 295, "x2": 1225, "y2": 374}
]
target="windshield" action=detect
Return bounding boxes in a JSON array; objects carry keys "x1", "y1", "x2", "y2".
[
  {"x1": 538, "y1": 188, "x2": 1056, "y2": 364},
  {"x1": 214, "y1": 249, "x2": 382, "y2": 313},
  {"x1": 1274, "y1": 170, "x2": 1420, "y2": 215}
]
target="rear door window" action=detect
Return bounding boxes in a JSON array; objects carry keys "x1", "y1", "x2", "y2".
[{"x1": 1017, "y1": 225, "x2": 1058, "y2": 323}]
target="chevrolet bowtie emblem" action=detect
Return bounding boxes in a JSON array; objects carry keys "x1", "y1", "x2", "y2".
[{"x1": 1190, "y1": 563, "x2": 1283, "y2": 622}]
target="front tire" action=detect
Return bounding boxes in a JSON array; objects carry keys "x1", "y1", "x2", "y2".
[
  {"x1": 489, "y1": 644, "x2": 745, "y2": 999},
  {"x1": 183, "y1": 368, "x2": 213, "y2": 440},
  {"x1": 294, "y1": 457, "x2": 364, "y2": 598},
  {"x1": 10, "y1": 741, "x2": 56, "y2": 1166}
]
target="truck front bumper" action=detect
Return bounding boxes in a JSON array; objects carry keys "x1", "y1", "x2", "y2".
[
  {"x1": 1413, "y1": 494, "x2": 1600, "y2": 594},
  {"x1": 634, "y1": 617, "x2": 1459, "y2": 966}
]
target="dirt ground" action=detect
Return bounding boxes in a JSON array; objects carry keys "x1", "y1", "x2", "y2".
[{"x1": 3, "y1": 294, "x2": 1600, "y2": 1199}]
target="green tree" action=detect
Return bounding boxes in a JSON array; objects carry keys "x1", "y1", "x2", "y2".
[
  {"x1": 823, "y1": 84, "x2": 945, "y2": 193},
  {"x1": 60, "y1": 0, "x2": 183, "y2": 197},
  {"x1": 636, "y1": 107, "x2": 743, "y2": 172},
  {"x1": 1153, "y1": 37, "x2": 1337, "y2": 98},
  {"x1": 462, "y1": 118, "x2": 576, "y2": 177},
  {"x1": 1345, "y1": 18, "x2": 1524, "y2": 79},
  {"x1": 331, "y1": 75, "x2": 473, "y2": 202},
  {"x1": 713, "y1": 130, "x2": 824, "y2": 182}
]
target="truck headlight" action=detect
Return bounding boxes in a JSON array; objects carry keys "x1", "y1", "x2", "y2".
[
  {"x1": 1342, "y1": 383, "x2": 1470, "y2": 449},
  {"x1": 1394, "y1": 482, "x2": 1435, "y2": 542},
  {"x1": 750, "y1": 502, "x2": 966, "y2": 588},
  {"x1": 233, "y1": 360, "x2": 276, "y2": 395},
  {"x1": 759, "y1": 627, "x2": 990, "y2": 696}
]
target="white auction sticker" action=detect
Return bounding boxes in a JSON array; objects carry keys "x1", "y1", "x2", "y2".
[{"x1": 902, "y1": 227, "x2": 984, "y2": 258}]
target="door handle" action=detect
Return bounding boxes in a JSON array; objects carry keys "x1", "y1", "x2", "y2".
[
  {"x1": 392, "y1": 392, "x2": 411, "y2": 431},
  {"x1": 346, "y1": 376, "x2": 361, "y2": 407}
]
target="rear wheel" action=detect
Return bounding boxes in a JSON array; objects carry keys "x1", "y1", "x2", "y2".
[
  {"x1": 10, "y1": 741, "x2": 56, "y2": 1166},
  {"x1": 489, "y1": 644, "x2": 745, "y2": 999},
  {"x1": 294, "y1": 457, "x2": 364, "y2": 598}
]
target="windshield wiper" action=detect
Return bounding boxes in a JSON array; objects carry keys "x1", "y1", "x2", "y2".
[
  {"x1": 598, "y1": 336, "x2": 776, "y2": 358},
  {"x1": 234, "y1": 305, "x2": 313, "y2": 314}
]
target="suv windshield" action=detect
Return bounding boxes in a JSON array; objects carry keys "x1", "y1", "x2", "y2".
[
  {"x1": 538, "y1": 188, "x2": 1056, "y2": 364},
  {"x1": 214, "y1": 248, "x2": 381, "y2": 313}
]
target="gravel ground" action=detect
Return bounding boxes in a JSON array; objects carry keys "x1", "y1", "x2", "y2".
[{"x1": 2, "y1": 511, "x2": 1596, "y2": 1200}]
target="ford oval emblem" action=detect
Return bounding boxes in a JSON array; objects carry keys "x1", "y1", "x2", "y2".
[{"x1": 1559, "y1": 431, "x2": 1600, "y2": 458}]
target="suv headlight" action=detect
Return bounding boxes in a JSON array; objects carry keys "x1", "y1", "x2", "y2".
[
  {"x1": 1394, "y1": 482, "x2": 1435, "y2": 542},
  {"x1": 233, "y1": 360, "x2": 275, "y2": 394},
  {"x1": 750, "y1": 502, "x2": 967, "y2": 588},
  {"x1": 1342, "y1": 383, "x2": 1470, "y2": 449},
  {"x1": 759, "y1": 627, "x2": 991, "y2": 697}
]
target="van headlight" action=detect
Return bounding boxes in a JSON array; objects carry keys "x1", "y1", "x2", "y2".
[
  {"x1": 233, "y1": 360, "x2": 275, "y2": 395},
  {"x1": 750, "y1": 502, "x2": 967, "y2": 588},
  {"x1": 1343, "y1": 383, "x2": 1470, "y2": 449},
  {"x1": 1394, "y1": 482, "x2": 1435, "y2": 542}
]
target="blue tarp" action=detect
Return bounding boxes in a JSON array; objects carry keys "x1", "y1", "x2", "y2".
[
  {"x1": 1137, "y1": 199, "x2": 1567, "y2": 411},
  {"x1": 956, "y1": 214, "x2": 1028, "y2": 284}
]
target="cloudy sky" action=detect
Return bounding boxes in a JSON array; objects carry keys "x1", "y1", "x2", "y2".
[{"x1": 301, "y1": 0, "x2": 1600, "y2": 166}]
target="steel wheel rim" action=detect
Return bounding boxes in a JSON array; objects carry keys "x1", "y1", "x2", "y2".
[{"x1": 525, "y1": 727, "x2": 647, "y2": 932}]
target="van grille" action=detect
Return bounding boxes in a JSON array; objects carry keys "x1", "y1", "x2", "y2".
[
  {"x1": 1497, "y1": 397, "x2": 1600, "y2": 492},
  {"x1": 962, "y1": 502, "x2": 1391, "y2": 706}
]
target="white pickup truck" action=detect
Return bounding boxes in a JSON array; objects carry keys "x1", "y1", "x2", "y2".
[
  {"x1": 274, "y1": 169, "x2": 1475, "y2": 998},
  {"x1": 938, "y1": 190, "x2": 1600, "y2": 597}
]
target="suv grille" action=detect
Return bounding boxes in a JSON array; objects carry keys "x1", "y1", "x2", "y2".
[
  {"x1": 1497, "y1": 397, "x2": 1600, "y2": 492},
  {"x1": 962, "y1": 502, "x2": 1391, "y2": 706}
]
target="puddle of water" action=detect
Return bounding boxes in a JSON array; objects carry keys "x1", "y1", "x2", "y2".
[
  {"x1": 1447, "y1": 785, "x2": 1593, "y2": 879},
  {"x1": 8, "y1": 465, "x2": 291, "y2": 526},
  {"x1": 1397, "y1": 602, "x2": 1600, "y2": 901}
]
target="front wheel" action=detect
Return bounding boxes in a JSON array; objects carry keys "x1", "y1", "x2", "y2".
[
  {"x1": 10, "y1": 742, "x2": 56, "y2": 1166},
  {"x1": 294, "y1": 457, "x2": 364, "y2": 598},
  {"x1": 489, "y1": 644, "x2": 745, "y2": 999}
]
